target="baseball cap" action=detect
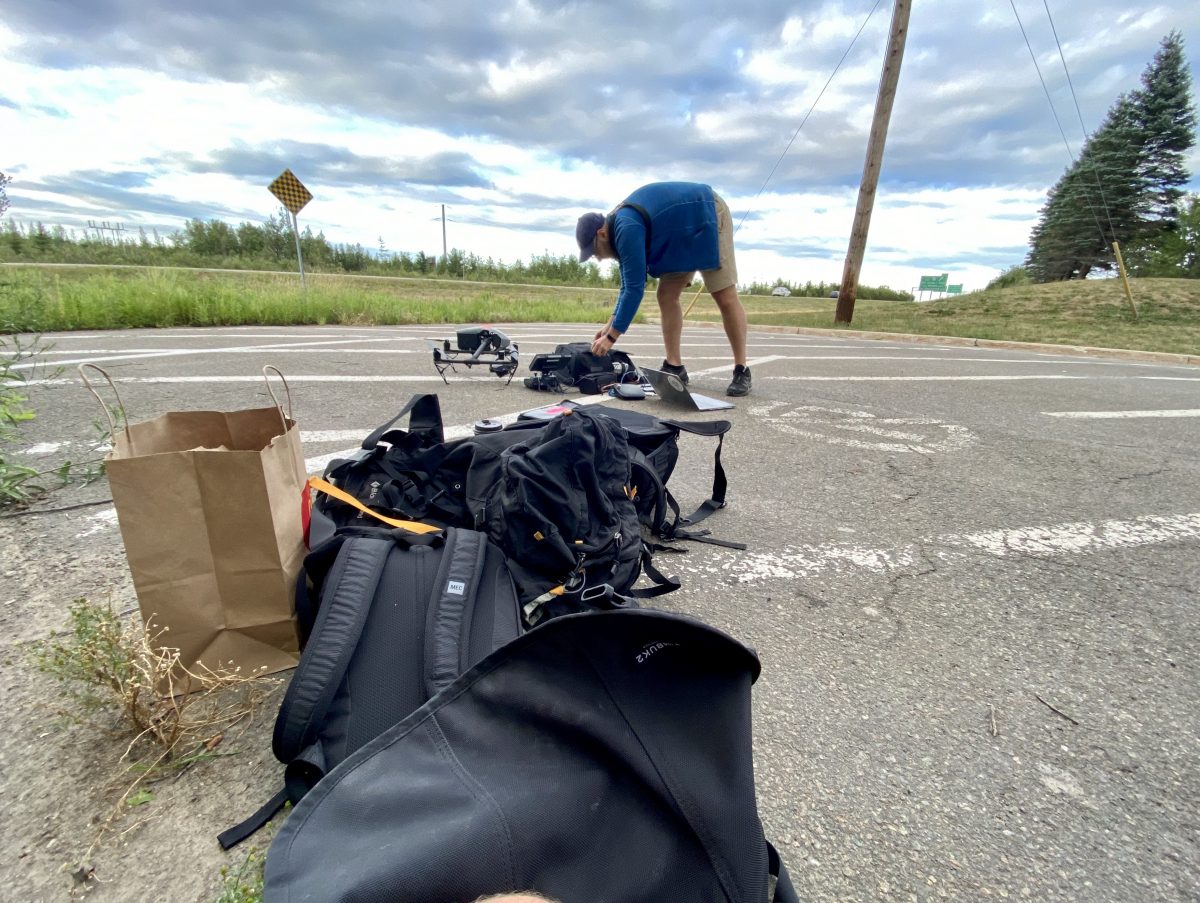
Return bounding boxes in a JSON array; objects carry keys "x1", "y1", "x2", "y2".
[{"x1": 576, "y1": 212, "x2": 605, "y2": 261}]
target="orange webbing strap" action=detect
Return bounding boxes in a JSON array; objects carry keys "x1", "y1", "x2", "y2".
[{"x1": 307, "y1": 477, "x2": 442, "y2": 534}]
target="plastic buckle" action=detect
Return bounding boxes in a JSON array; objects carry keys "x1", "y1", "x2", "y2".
[{"x1": 580, "y1": 583, "x2": 615, "y2": 603}]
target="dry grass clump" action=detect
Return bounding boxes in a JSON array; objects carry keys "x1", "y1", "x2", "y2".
[{"x1": 29, "y1": 597, "x2": 281, "y2": 875}]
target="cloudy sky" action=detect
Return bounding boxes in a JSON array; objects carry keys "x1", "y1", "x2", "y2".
[{"x1": 2, "y1": 1, "x2": 1198, "y2": 291}]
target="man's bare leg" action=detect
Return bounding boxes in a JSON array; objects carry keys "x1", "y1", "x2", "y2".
[
  {"x1": 711, "y1": 284, "x2": 748, "y2": 367},
  {"x1": 656, "y1": 278, "x2": 687, "y2": 366}
]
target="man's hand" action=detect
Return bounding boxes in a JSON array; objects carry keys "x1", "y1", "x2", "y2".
[{"x1": 591, "y1": 327, "x2": 621, "y2": 356}]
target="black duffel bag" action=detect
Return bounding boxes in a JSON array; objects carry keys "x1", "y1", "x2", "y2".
[{"x1": 263, "y1": 608, "x2": 798, "y2": 903}]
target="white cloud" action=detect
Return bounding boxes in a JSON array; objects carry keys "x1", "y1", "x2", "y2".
[{"x1": 2, "y1": 0, "x2": 1198, "y2": 294}]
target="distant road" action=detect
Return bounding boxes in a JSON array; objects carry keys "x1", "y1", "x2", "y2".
[{"x1": 0, "y1": 260, "x2": 615, "y2": 294}]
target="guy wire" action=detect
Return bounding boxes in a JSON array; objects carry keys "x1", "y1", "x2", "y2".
[{"x1": 683, "y1": 0, "x2": 885, "y2": 319}]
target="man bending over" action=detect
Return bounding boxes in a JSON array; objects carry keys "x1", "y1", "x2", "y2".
[{"x1": 576, "y1": 181, "x2": 751, "y2": 397}]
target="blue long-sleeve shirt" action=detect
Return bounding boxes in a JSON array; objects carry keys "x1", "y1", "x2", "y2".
[{"x1": 607, "y1": 182, "x2": 720, "y2": 333}]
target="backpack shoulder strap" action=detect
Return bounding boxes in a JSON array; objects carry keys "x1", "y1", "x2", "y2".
[
  {"x1": 769, "y1": 841, "x2": 800, "y2": 902},
  {"x1": 424, "y1": 527, "x2": 492, "y2": 698},
  {"x1": 223, "y1": 534, "x2": 397, "y2": 851},
  {"x1": 360, "y1": 393, "x2": 444, "y2": 449},
  {"x1": 272, "y1": 534, "x2": 395, "y2": 762},
  {"x1": 660, "y1": 418, "x2": 733, "y2": 531}
]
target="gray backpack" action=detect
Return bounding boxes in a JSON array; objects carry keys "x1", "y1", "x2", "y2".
[{"x1": 220, "y1": 525, "x2": 522, "y2": 849}]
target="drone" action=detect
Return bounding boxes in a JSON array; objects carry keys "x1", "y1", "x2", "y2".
[{"x1": 429, "y1": 326, "x2": 520, "y2": 384}]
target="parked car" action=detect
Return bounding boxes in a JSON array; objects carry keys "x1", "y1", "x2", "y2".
[{"x1": 771, "y1": 286, "x2": 791, "y2": 297}]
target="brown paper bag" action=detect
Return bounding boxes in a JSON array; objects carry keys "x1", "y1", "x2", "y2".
[{"x1": 80, "y1": 364, "x2": 305, "y2": 677}]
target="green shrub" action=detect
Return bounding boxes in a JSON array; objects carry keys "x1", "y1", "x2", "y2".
[{"x1": 987, "y1": 266, "x2": 1031, "y2": 290}]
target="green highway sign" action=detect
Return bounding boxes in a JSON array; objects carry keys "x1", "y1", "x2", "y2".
[
  {"x1": 918, "y1": 273, "x2": 949, "y2": 292},
  {"x1": 947, "y1": 284, "x2": 963, "y2": 294}
]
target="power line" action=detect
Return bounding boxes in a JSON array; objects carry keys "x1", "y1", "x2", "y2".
[
  {"x1": 1009, "y1": 0, "x2": 1109, "y2": 245},
  {"x1": 736, "y1": 0, "x2": 886, "y2": 234},
  {"x1": 686, "y1": 0, "x2": 885, "y2": 317},
  {"x1": 1042, "y1": 0, "x2": 1119, "y2": 239}
]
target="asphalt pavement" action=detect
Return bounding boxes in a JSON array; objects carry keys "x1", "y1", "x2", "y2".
[{"x1": 10, "y1": 322, "x2": 1200, "y2": 901}]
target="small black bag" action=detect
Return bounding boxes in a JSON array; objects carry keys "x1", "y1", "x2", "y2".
[
  {"x1": 527, "y1": 341, "x2": 638, "y2": 394},
  {"x1": 263, "y1": 609, "x2": 798, "y2": 903},
  {"x1": 555, "y1": 341, "x2": 637, "y2": 393}
]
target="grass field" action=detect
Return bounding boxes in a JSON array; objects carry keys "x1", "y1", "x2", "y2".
[
  {"x1": 2, "y1": 264, "x2": 1198, "y2": 356},
  {"x1": 688, "y1": 276, "x2": 1200, "y2": 355},
  {"x1": 0, "y1": 266, "x2": 616, "y2": 332}
]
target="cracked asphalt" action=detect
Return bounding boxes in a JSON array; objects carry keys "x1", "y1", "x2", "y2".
[{"x1": 3, "y1": 322, "x2": 1198, "y2": 901}]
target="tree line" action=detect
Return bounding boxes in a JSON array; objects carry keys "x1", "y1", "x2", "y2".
[
  {"x1": 1026, "y1": 31, "x2": 1197, "y2": 282},
  {"x1": 0, "y1": 211, "x2": 621, "y2": 288},
  {"x1": 0, "y1": 210, "x2": 909, "y2": 299},
  {"x1": 742, "y1": 279, "x2": 911, "y2": 301}
]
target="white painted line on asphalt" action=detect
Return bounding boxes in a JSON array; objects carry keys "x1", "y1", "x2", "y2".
[
  {"x1": 22, "y1": 375, "x2": 502, "y2": 385},
  {"x1": 692, "y1": 355, "x2": 787, "y2": 377},
  {"x1": 46, "y1": 332, "x2": 375, "y2": 339},
  {"x1": 12, "y1": 337, "x2": 403, "y2": 370},
  {"x1": 720, "y1": 512, "x2": 1200, "y2": 583},
  {"x1": 301, "y1": 430, "x2": 378, "y2": 443},
  {"x1": 1042, "y1": 409, "x2": 1200, "y2": 419},
  {"x1": 953, "y1": 513, "x2": 1200, "y2": 556},
  {"x1": 36, "y1": 348, "x2": 421, "y2": 356},
  {"x1": 768, "y1": 374, "x2": 1089, "y2": 381},
  {"x1": 16, "y1": 370, "x2": 1200, "y2": 389}
]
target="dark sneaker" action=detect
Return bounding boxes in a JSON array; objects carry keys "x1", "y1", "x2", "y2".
[
  {"x1": 660, "y1": 360, "x2": 689, "y2": 385},
  {"x1": 726, "y1": 364, "x2": 752, "y2": 397}
]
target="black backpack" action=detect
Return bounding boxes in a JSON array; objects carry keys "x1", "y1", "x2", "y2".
[
  {"x1": 479, "y1": 405, "x2": 680, "y2": 623},
  {"x1": 262, "y1": 608, "x2": 798, "y2": 903},
  {"x1": 309, "y1": 397, "x2": 681, "y2": 612},
  {"x1": 220, "y1": 525, "x2": 523, "y2": 849},
  {"x1": 528, "y1": 342, "x2": 639, "y2": 394},
  {"x1": 526, "y1": 403, "x2": 745, "y2": 550}
]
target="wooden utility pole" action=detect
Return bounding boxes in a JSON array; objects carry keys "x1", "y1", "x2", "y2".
[{"x1": 835, "y1": 0, "x2": 912, "y2": 324}]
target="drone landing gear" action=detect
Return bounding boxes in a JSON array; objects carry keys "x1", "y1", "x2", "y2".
[{"x1": 429, "y1": 327, "x2": 519, "y2": 385}]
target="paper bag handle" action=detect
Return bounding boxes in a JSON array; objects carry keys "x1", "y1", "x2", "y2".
[
  {"x1": 77, "y1": 363, "x2": 132, "y2": 447},
  {"x1": 262, "y1": 365, "x2": 293, "y2": 433}
]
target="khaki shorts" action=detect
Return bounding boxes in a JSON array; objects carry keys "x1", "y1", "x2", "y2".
[{"x1": 657, "y1": 192, "x2": 738, "y2": 294}]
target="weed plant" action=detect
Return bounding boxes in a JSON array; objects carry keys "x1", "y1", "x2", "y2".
[
  {"x1": 30, "y1": 597, "x2": 278, "y2": 757},
  {"x1": 0, "y1": 332, "x2": 110, "y2": 506},
  {"x1": 213, "y1": 849, "x2": 266, "y2": 903},
  {"x1": 0, "y1": 333, "x2": 44, "y2": 502},
  {"x1": 30, "y1": 598, "x2": 282, "y2": 873}
]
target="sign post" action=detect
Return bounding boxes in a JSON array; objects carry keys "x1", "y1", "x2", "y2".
[{"x1": 268, "y1": 169, "x2": 314, "y2": 289}]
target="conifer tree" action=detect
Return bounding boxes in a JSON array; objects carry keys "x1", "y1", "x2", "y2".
[
  {"x1": 1026, "y1": 33, "x2": 1195, "y2": 281},
  {"x1": 1131, "y1": 31, "x2": 1197, "y2": 236}
]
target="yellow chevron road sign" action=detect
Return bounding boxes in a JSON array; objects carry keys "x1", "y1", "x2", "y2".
[{"x1": 268, "y1": 169, "x2": 313, "y2": 215}]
